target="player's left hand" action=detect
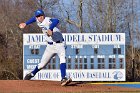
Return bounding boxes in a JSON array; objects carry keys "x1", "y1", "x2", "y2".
[{"x1": 47, "y1": 29, "x2": 53, "y2": 36}]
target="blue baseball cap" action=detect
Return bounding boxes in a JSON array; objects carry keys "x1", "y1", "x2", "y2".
[{"x1": 34, "y1": 9, "x2": 45, "y2": 17}]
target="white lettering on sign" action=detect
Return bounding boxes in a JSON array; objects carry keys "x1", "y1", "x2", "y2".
[
  {"x1": 29, "y1": 45, "x2": 40, "y2": 49},
  {"x1": 71, "y1": 45, "x2": 83, "y2": 48},
  {"x1": 109, "y1": 55, "x2": 116, "y2": 58},
  {"x1": 92, "y1": 45, "x2": 99, "y2": 48},
  {"x1": 118, "y1": 55, "x2": 125, "y2": 58},
  {"x1": 114, "y1": 45, "x2": 120, "y2": 48},
  {"x1": 97, "y1": 55, "x2": 105, "y2": 58},
  {"x1": 27, "y1": 59, "x2": 40, "y2": 64},
  {"x1": 26, "y1": 65, "x2": 36, "y2": 69}
]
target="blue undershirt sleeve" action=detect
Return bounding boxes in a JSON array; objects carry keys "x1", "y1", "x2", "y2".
[
  {"x1": 49, "y1": 18, "x2": 59, "y2": 31},
  {"x1": 25, "y1": 17, "x2": 36, "y2": 25}
]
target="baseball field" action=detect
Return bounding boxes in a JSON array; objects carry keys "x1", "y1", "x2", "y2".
[{"x1": 0, "y1": 80, "x2": 139, "y2": 93}]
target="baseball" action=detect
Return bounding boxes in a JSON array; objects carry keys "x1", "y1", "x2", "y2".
[{"x1": 19, "y1": 23, "x2": 26, "y2": 29}]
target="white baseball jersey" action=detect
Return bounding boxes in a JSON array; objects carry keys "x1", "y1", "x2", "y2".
[{"x1": 36, "y1": 17, "x2": 64, "y2": 43}]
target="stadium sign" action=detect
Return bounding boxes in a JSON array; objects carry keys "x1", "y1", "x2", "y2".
[{"x1": 23, "y1": 33, "x2": 125, "y2": 81}]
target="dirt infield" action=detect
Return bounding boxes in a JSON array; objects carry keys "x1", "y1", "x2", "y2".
[{"x1": 0, "y1": 80, "x2": 139, "y2": 93}]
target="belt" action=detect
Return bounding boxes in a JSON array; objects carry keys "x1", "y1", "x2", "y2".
[{"x1": 48, "y1": 39, "x2": 64, "y2": 45}]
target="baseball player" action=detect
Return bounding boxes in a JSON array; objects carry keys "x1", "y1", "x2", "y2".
[{"x1": 19, "y1": 9, "x2": 72, "y2": 86}]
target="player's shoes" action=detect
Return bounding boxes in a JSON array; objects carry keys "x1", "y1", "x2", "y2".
[
  {"x1": 61, "y1": 78, "x2": 72, "y2": 86},
  {"x1": 24, "y1": 73, "x2": 34, "y2": 80}
]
